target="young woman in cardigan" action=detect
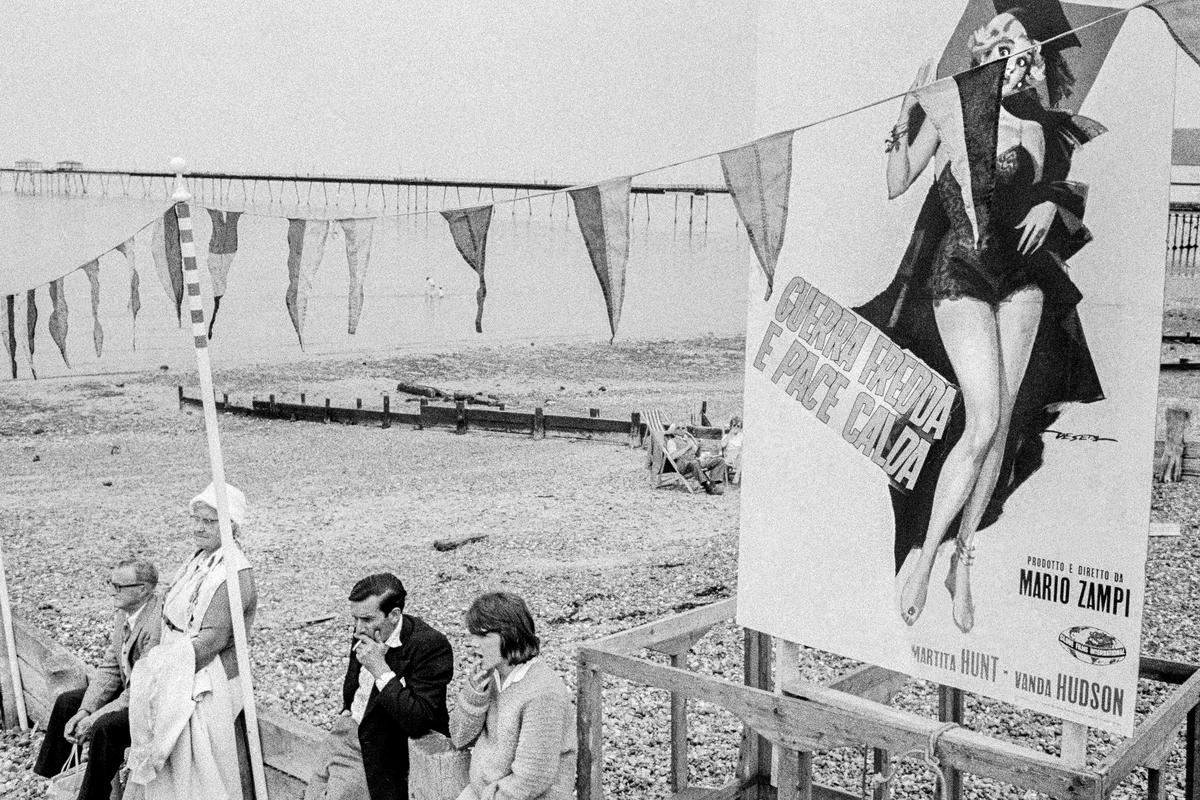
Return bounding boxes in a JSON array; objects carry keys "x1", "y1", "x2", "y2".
[{"x1": 450, "y1": 592, "x2": 575, "y2": 800}]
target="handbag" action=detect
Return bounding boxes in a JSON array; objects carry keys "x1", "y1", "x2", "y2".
[
  {"x1": 45, "y1": 745, "x2": 87, "y2": 800},
  {"x1": 408, "y1": 732, "x2": 471, "y2": 800}
]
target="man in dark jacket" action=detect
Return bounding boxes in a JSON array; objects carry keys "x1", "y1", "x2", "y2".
[{"x1": 304, "y1": 573, "x2": 453, "y2": 800}]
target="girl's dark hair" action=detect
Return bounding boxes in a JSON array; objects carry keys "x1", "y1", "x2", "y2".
[{"x1": 465, "y1": 591, "x2": 541, "y2": 665}]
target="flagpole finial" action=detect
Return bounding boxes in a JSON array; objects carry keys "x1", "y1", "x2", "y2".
[{"x1": 170, "y1": 157, "x2": 192, "y2": 203}]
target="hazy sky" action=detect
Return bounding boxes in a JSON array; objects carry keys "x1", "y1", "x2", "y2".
[
  {"x1": 0, "y1": 2, "x2": 1194, "y2": 182},
  {"x1": 0, "y1": 2, "x2": 756, "y2": 182}
]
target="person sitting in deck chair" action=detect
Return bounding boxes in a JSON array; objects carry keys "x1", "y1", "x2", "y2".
[
  {"x1": 664, "y1": 424, "x2": 727, "y2": 495},
  {"x1": 34, "y1": 557, "x2": 162, "y2": 800},
  {"x1": 721, "y1": 416, "x2": 744, "y2": 484}
]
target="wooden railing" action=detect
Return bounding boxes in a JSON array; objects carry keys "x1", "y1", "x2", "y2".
[
  {"x1": 576, "y1": 598, "x2": 1200, "y2": 800},
  {"x1": 1169, "y1": 202, "x2": 1200, "y2": 276}
]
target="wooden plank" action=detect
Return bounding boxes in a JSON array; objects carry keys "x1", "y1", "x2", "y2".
[
  {"x1": 648, "y1": 627, "x2": 712, "y2": 658},
  {"x1": 543, "y1": 413, "x2": 629, "y2": 435},
  {"x1": 576, "y1": 658, "x2": 604, "y2": 800},
  {"x1": 592, "y1": 598, "x2": 736, "y2": 654},
  {"x1": 1140, "y1": 655, "x2": 1199, "y2": 684},
  {"x1": 1099, "y1": 669, "x2": 1200, "y2": 795},
  {"x1": 265, "y1": 765, "x2": 308, "y2": 800},
  {"x1": 578, "y1": 650, "x2": 1099, "y2": 799},
  {"x1": 1142, "y1": 722, "x2": 1181, "y2": 770},
  {"x1": 670, "y1": 779, "x2": 744, "y2": 800},
  {"x1": 828, "y1": 665, "x2": 907, "y2": 706},
  {"x1": 258, "y1": 708, "x2": 324, "y2": 779},
  {"x1": 1149, "y1": 522, "x2": 1183, "y2": 537}
]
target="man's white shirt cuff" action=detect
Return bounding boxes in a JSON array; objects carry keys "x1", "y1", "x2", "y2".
[{"x1": 375, "y1": 671, "x2": 403, "y2": 690}]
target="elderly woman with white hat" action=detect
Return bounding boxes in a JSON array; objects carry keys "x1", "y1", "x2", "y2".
[{"x1": 125, "y1": 482, "x2": 257, "y2": 800}]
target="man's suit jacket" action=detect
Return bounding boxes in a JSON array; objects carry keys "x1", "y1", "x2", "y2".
[
  {"x1": 81, "y1": 593, "x2": 163, "y2": 717},
  {"x1": 341, "y1": 614, "x2": 453, "y2": 800}
]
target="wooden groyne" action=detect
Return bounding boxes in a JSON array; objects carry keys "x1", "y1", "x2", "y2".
[
  {"x1": 178, "y1": 386, "x2": 650, "y2": 445},
  {"x1": 179, "y1": 387, "x2": 729, "y2": 449}
]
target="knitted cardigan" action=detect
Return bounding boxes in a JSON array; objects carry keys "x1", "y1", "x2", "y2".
[{"x1": 449, "y1": 660, "x2": 576, "y2": 800}]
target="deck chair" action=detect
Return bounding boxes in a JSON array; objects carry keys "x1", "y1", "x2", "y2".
[{"x1": 642, "y1": 409, "x2": 701, "y2": 493}]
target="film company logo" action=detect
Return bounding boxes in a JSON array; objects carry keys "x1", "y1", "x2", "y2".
[{"x1": 1058, "y1": 626, "x2": 1126, "y2": 666}]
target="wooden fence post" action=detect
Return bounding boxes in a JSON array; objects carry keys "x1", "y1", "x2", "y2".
[
  {"x1": 533, "y1": 407, "x2": 545, "y2": 440},
  {"x1": 417, "y1": 398, "x2": 428, "y2": 430},
  {"x1": 355, "y1": 398, "x2": 363, "y2": 426},
  {"x1": 1187, "y1": 705, "x2": 1200, "y2": 799},
  {"x1": 177, "y1": 385, "x2": 184, "y2": 409},
  {"x1": 669, "y1": 651, "x2": 688, "y2": 793},
  {"x1": 455, "y1": 401, "x2": 467, "y2": 435},
  {"x1": 382, "y1": 394, "x2": 391, "y2": 429},
  {"x1": 577, "y1": 659, "x2": 604, "y2": 800},
  {"x1": 0, "y1": 608, "x2": 18, "y2": 727},
  {"x1": 938, "y1": 686, "x2": 964, "y2": 800},
  {"x1": 221, "y1": 393, "x2": 229, "y2": 410},
  {"x1": 300, "y1": 392, "x2": 306, "y2": 405},
  {"x1": 1159, "y1": 406, "x2": 1189, "y2": 482},
  {"x1": 269, "y1": 394, "x2": 277, "y2": 415},
  {"x1": 774, "y1": 640, "x2": 810, "y2": 800},
  {"x1": 629, "y1": 412, "x2": 641, "y2": 448},
  {"x1": 324, "y1": 398, "x2": 331, "y2": 424},
  {"x1": 589, "y1": 407, "x2": 599, "y2": 418},
  {"x1": 738, "y1": 629, "x2": 773, "y2": 799}
]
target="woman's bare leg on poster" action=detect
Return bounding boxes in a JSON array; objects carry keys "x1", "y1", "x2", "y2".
[
  {"x1": 899, "y1": 295, "x2": 1002, "y2": 626},
  {"x1": 944, "y1": 285, "x2": 1043, "y2": 632}
]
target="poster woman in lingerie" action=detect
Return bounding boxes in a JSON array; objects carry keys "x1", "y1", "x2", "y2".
[{"x1": 857, "y1": 5, "x2": 1105, "y2": 633}]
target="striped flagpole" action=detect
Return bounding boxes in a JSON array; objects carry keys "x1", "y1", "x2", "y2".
[{"x1": 171, "y1": 158, "x2": 270, "y2": 800}]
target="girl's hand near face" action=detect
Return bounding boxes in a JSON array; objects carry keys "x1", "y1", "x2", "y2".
[{"x1": 468, "y1": 661, "x2": 493, "y2": 693}]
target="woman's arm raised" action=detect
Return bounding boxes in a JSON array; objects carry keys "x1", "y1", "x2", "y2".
[{"x1": 887, "y1": 60, "x2": 940, "y2": 200}]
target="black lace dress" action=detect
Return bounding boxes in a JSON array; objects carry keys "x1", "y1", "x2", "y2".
[{"x1": 854, "y1": 93, "x2": 1105, "y2": 571}]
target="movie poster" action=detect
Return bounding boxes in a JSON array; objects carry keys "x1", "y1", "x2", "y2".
[{"x1": 737, "y1": 0, "x2": 1175, "y2": 735}]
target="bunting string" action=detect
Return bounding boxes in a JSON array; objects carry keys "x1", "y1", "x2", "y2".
[{"x1": 0, "y1": 0, "x2": 1191, "y2": 372}]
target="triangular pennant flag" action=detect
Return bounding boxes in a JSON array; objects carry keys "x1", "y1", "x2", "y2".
[
  {"x1": 440, "y1": 205, "x2": 493, "y2": 333},
  {"x1": 206, "y1": 209, "x2": 242, "y2": 339},
  {"x1": 2, "y1": 295, "x2": 15, "y2": 379},
  {"x1": 82, "y1": 260, "x2": 104, "y2": 357},
  {"x1": 48, "y1": 277, "x2": 70, "y2": 367},
  {"x1": 25, "y1": 289, "x2": 37, "y2": 379},
  {"x1": 115, "y1": 238, "x2": 141, "y2": 349},
  {"x1": 913, "y1": 58, "x2": 1007, "y2": 247},
  {"x1": 569, "y1": 178, "x2": 631, "y2": 342},
  {"x1": 285, "y1": 219, "x2": 330, "y2": 348},
  {"x1": 1148, "y1": 0, "x2": 1200, "y2": 67},
  {"x1": 339, "y1": 218, "x2": 375, "y2": 335},
  {"x1": 719, "y1": 131, "x2": 794, "y2": 301},
  {"x1": 150, "y1": 210, "x2": 184, "y2": 324}
]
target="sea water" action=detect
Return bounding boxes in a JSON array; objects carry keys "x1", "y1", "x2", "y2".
[{"x1": 0, "y1": 184, "x2": 753, "y2": 380}]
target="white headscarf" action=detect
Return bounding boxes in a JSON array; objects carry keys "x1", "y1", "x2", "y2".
[{"x1": 188, "y1": 482, "x2": 247, "y2": 529}]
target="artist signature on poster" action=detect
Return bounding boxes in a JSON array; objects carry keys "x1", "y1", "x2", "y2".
[
  {"x1": 1018, "y1": 556, "x2": 1133, "y2": 617},
  {"x1": 1042, "y1": 429, "x2": 1117, "y2": 443}
]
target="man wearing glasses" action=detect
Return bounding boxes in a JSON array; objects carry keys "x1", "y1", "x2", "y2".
[{"x1": 33, "y1": 557, "x2": 161, "y2": 800}]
